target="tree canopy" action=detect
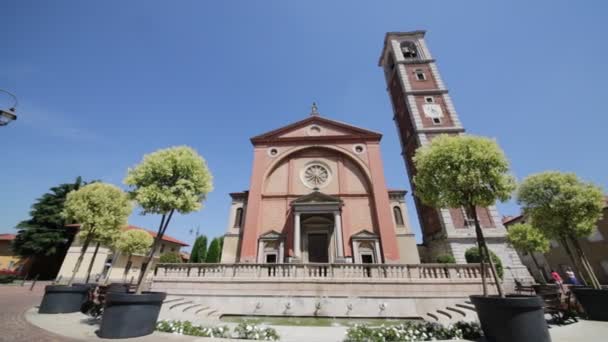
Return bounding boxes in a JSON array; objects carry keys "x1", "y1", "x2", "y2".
[
  {"x1": 159, "y1": 252, "x2": 182, "y2": 263},
  {"x1": 205, "y1": 237, "x2": 222, "y2": 263},
  {"x1": 506, "y1": 223, "x2": 550, "y2": 254},
  {"x1": 115, "y1": 230, "x2": 153, "y2": 256},
  {"x1": 413, "y1": 135, "x2": 516, "y2": 208},
  {"x1": 13, "y1": 177, "x2": 88, "y2": 257},
  {"x1": 517, "y1": 172, "x2": 604, "y2": 240},
  {"x1": 465, "y1": 247, "x2": 504, "y2": 280},
  {"x1": 190, "y1": 235, "x2": 208, "y2": 263},
  {"x1": 124, "y1": 146, "x2": 213, "y2": 215}
]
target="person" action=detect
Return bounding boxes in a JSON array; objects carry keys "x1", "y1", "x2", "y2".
[
  {"x1": 565, "y1": 268, "x2": 581, "y2": 285},
  {"x1": 551, "y1": 269, "x2": 565, "y2": 293}
]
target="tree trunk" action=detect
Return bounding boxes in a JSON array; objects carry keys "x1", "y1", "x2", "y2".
[
  {"x1": 570, "y1": 236, "x2": 601, "y2": 289},
  {"x1": 104, "y1": 250, "x2": 120, "y2": 285},
  {"x1": 135, "y1": 209, "x2": 175, "y2": 295},
  {"x1": 559, "y1": 236, "x2": 587, "y2": 286},
  {"x1": 123, "y1": 254, "x2": 132, "y2": 283},
  {"x1": 84, "y1": 242, "x2": 101, "y2": 284},
  {"x1": 68, "y1": 234, "x2": 94, "y2": 286},
  {"x1": 530, "y1": 252, "x2": 548, "y2": 284},
  {"x1": 470, "y1": 205, "x2": 504, "y2": 297}
]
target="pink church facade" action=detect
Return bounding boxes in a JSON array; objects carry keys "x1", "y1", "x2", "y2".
[{"x1": 221, "y1": 109, "x2": 420, "y2": 265}]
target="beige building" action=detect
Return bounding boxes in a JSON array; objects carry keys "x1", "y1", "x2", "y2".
[
  {"x1": 504, "y1": 197, "x2": 608, "y2": 285},
  {"x1": 0, "y1": 234, "x2": 26, "y2": 273},
  {"x1": 57, "y1": 225, "x2": 188, "y2": 283}
]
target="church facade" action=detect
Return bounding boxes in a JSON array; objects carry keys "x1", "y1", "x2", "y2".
[{"x1": 220, "y1": 107, "x2": 420, "y2": 265}]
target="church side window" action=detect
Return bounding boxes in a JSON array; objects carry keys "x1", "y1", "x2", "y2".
[
  {"x1": 234, "y1": 208, "x2": 244, "y2": 228},
  {"x1": 415, "y1": 69, "x2": 426, "y2": 81},
  {"x1": 393, "y1": 206, "x2": 404, "y2": 226}
]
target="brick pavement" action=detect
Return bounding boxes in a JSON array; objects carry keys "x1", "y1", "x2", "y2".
[{"x1": 0, "y1": 283, "x2": 81, "y2": 342}]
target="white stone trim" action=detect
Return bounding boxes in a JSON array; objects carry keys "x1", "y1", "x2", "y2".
[{"x1": 417, "y1": 38, "x2": 433, "y2": 60}]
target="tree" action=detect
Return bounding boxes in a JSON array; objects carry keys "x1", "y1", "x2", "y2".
[
  {"x1": 205, "y1": 238, "x2": 221, "y2": 263},
  {"x1": 13, "y1": 177, "x2": 90, "y2": 278},
  {"x1": 62, "y1": 183, "x2": 132, "y2": 285},
  {"x1": 517, "y1": 171, "x2": 604, "y2": 289},
  {"x1": 465, "y1": 247, "x2": 504, "y2": 280},
  {"x1": 112, "y1": 229, "x2": 153, "y2": 282},
  {"x1": 413, "y1": 135, "x2": 516, "y2": 297},
  {"x1": 190, "y1": 235, "x2": 208, "y2": 263},
  {"x1": 436, "y1": 254, "x2": 456, "y2": 264},
  {"x1": 506, "y1": 223, "x2": 550, "y2": 283},
  {"x1": 159, "y1": 252, "x2": 183, "y2": 263},
  {"x1": 124, "y1": 146, "x2": 213, "y2": 294}
]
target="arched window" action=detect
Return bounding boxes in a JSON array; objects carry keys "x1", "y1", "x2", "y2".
[
  {"x1": 400, "y1": 41, "x2": 419, "y2": 59},
  {"x1": 393, "y1": 206, "x2": 404, "y2": 226},
  {"x1": 234, "y1": 208, "x2": 244, "y2": 228}
]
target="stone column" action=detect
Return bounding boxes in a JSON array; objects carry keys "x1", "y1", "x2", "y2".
[
  {"x1": 352, "y1": 241, "x2": 360, "y2": 264},
  {"x1": 279, "y1": 240, "x2": 285, "y2": 263},
  {"x1": 334, "y1": 211, "x2": 344, "y2": 259},
  {"x1": 294, "y1": 213, "x2": 301, "y2": 260},
  {"x1": 257, "y1": 239, "x2": 264, "y2": 263},
  {"x1": 374, "y1": 240, "x2": 383, "y2": 264}
]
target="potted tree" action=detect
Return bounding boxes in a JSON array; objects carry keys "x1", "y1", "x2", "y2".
[
  {"x1": 99, "y1": 146, "x2": 213, "y2": 338},
  {"x1": 413, "y1": 135, "x2": 550, "y2": 342},
  {"x1": 517, "y1": 171, "x2": 606, "y2": 320},
  {"x1": 103, "y1": 229, "x2": 153, "y2": 292},
  {"x1": 39, "y1": 183, "x2": 131, "y2": 314},
  {"x1": 506, "y1": 223, "x2": 550, "y2": 284}
]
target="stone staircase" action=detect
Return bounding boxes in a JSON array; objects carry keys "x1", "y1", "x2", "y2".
[
  {"x1": 424, "y1": 300, "x2": 478, "y2": 325},
  {"x1": 159, "y1": 296, "x2": 222, "y2": 323}
]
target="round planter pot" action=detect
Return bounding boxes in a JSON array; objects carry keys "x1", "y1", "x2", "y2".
[
  {"x1": 470, "y1": 295, "x2": 550, "y2": 342},
  {"x1": 39, "y1": 284, "x2": 91, "y2": 314},
  {"x1": 106, "y1": 283, "x2": 130, "y2": 293},
  {"x1": 98, "y1": 291, "x2": 166, "y2": 339},
  {"x1": 572, "y1": 287, "x2": 608, "y2": 321}
]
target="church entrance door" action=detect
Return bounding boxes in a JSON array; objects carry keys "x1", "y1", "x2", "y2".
[{"x1": 307, "y1": 233, "x2": 329, "y2": 263}]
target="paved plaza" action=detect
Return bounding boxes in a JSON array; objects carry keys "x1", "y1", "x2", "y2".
[{"x1": 1, "y1": 284, "x2": 607, "y2": 341}]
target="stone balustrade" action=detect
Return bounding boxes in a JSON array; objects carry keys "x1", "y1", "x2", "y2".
[{"x1": 153, "y1": 263, "x2": 487, "y2": 282}]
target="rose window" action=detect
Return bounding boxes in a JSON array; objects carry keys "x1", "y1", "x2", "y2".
[{"x1": 302, "y1": 164, "x2": 330, "y2": 188}]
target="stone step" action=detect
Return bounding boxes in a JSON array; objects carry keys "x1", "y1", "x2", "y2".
[
  {"x1": 455, "y1": 303, "x2": 476, "y2": 311},
  {"x1": 445, "y1": 306, "x2": 466, "y2": 318},
  {"x1": 169, "y1": 300, "x2": 193, "y2": 310},
  {"x1": 163, "y1": 297, "x2": 184, "y2": 304}
]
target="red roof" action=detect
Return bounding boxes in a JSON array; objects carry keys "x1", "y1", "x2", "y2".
[
  {"x1": 0, "y1": 234, "x2": 16, "y2": 241},
  {"x1": 66, "y1": 224, "x2": 189, "y2": 247}
]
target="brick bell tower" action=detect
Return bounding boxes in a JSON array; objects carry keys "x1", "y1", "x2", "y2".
[{"x1": 378, "y1": 31, "x2": 531, "y2": 284}]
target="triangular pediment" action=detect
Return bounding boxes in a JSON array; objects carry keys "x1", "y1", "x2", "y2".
[
  {"x1": 351, "y1": 229, "x2": 379, "y2": 239},
  {"x1": 292, "y1": 191, "x2": 342, "y2": 205},
  {"x1": 251, "y1": 116, "x2": 381, "y2": 144},
  {"x1": 260, "y1": 230, "x2": 283, "y2": 239}
]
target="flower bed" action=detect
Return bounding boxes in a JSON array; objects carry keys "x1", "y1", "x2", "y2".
[
  {"x1": 344, "y1": 321, "x2": 482, "y2": 342},
  {"x1": 156, "y1": 320, "x2": 280, "y2": 340}
]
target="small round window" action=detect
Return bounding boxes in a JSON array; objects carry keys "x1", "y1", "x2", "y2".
[
  {"x1": 308, "y1": 125, "x2": 322, "y2": 136},
  {"x1": 353, "y1": 144, "x2": 365, "y2": 154},
  {"x1": 268, "y1": 148, "x2": 279, "y2": 157}
]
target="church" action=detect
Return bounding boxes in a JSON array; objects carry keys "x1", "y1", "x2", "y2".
[{"x1": 220, "y1": 105, "x2": 420, "y2": 265}]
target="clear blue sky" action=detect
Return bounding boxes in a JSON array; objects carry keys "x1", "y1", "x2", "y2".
[{"x1": 2, "y1": 1, "x2": 607, "y2": 251}]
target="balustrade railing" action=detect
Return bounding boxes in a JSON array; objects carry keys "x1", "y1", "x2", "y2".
[{"x1": 153, "y1": 263, "x2": 488, "y2": 281}]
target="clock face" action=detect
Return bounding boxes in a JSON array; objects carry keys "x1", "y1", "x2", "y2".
[{"x1": 423, "y1": 104, "x2": 443, "y2": 118}]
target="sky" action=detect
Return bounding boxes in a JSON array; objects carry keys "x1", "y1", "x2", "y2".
[{"x1": 1, "y1": 1, "x2": 607, "y2": 251}]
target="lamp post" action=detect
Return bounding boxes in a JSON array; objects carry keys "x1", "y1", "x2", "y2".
[{"x1": 0, "y1": 89, "x2": 18, "y2": 127}]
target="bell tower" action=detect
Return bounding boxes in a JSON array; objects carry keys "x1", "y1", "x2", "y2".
[{"x1": 378, "y1": 31, "x2": 531, "y2": 284}]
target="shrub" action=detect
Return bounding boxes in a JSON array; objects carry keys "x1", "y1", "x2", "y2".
[
  {"x1": 436, "y1": 254, "x2": 456, "y2": 264},
  {"x1": 234, "y1": 322, "x2": 280, "y2": 340},
  {"x1": 344, "y1": 321, "x2": 481, "y2": 342},
  {"x1": 465, "y1": 247, "x2": 503, "y2": 279},
  {"x1": 159, "y1": 252, "x2": 182, "y2": 263},
  {"x1": 156, "y1": 320, "x2": 229, "y2": 338},
  {"x1": 0, "y1": 275, "x2": 17, "y2": 284}
]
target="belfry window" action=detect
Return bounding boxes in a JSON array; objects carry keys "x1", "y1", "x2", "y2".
[
  {"x1": 400, "y1": 41, "x2": 419, "y2": 59},
  {"x1": 393, "y1": 206, "x2": 404, "y2": 226},
  {"x1": 234, "y1": 208, "x2": 244, "y2": 228}
]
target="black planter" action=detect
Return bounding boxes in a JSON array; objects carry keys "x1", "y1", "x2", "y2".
[
  {"x1": 572, "y1": 287, "x2": 608, "y2": 321},
  {"x1": 470, "y1": 295, "x2": 551, "y2": 342},
  {"x1": 39, "y1": 284, "x2": 91, "y2": 314},
  {"x1": 106, "y1": 283, "x2": 130, "y2": 293},
  {"x1": 98, "y1": 291, "x2": 166, "y2": 339}
]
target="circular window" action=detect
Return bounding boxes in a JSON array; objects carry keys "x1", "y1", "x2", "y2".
[
  {"x1": 353, "y1": 144, "x2": 365, "y2": 154},
  {"x1": 268, "y1": 148, "x2": 279, "y2": 157},
  {"x1": 300, "y1": 163, "x2": 331, "y2": 189},
  {"x1": 308, "y1": 125, "x2": 322, "y2": 136}
]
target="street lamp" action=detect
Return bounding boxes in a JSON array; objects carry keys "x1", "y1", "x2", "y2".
[{"x1": 0, "y1": 89, "x2": 18, "y2": 127}]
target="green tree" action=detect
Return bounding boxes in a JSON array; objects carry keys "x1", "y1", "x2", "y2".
[
  {"x1": 517, "y1": 171, "x2": 605, "y2": 289},
  {"x1": 205, "y1": 238, "x2": 221, "y2": 263},
  {"x1": 436, "y1": 254, "x2": 456, "y2": 264},
  {"x1": 159, "y1": 252, "x2": 183, "y2": 263},
  {"x1": 63, "y1": 183, "x2": 132, "y2": 285},
  {"x1": 13, "y1": 177, "x2": 90, "y2": 278},
  {"x1": 189, "y1": 235, "x2": 208, "y2": 263},
  {"x1": 465, "y1": 247, "x2": 504, "y2": 280},
  {"x1": 124, "y1": 146, "x2": 213, "y2": 294},
  {"x1": 413, "y1": 135, "x2": 516, "y2": 297},
  {"x1": 111, "y1": 229, "x2": 153, "y2": 282},
  {"x1": 506, "y1": 223, "x2": 550, "y2": 283}
]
